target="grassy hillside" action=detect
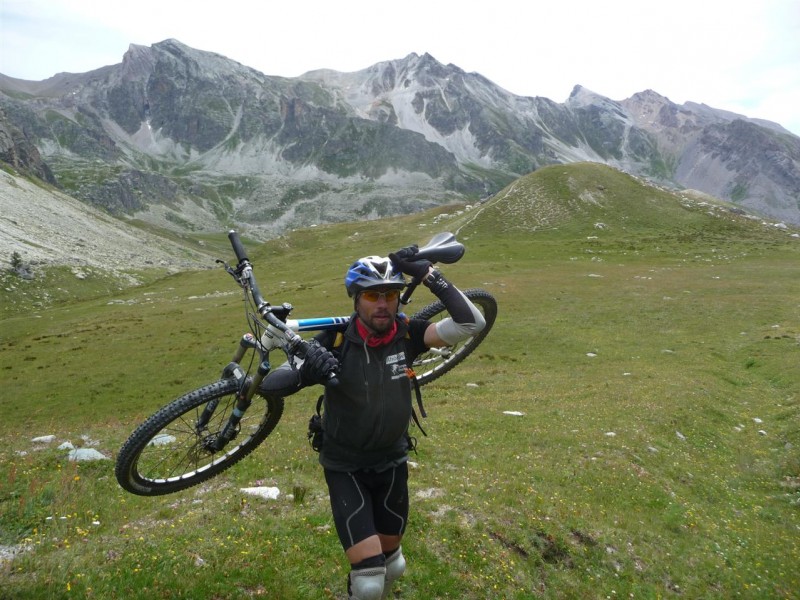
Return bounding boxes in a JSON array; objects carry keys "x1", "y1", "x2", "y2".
[{"x1": 1, "y1": 163, "x2": 798, "y2": 598}]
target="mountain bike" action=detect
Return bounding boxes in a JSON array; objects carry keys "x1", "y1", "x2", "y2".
[{"x1": 115, "y1": 231, "x2": 497, "y2": 496}]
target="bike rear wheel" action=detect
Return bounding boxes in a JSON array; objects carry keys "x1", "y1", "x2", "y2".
[
  {"x1": 115, "y1": 379, "x2": 284, "y2": 496},
  {"x1": 410, "y1": 288, "x2": 497, "y2": 385}
]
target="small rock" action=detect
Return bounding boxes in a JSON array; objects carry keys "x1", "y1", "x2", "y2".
[
  {"x1": 32, "y1": 435, "x2": 56, "y2": 444},
  {"x1": 0, "y1": 544, "x2": 31, "y2": 565},
  {"x1": 58, "y1": 441, "x2": 75, "y2": 451},
  {"x1": 676, "y1": 431, "x2": 686, "y2": 441},
  {"x1": 68, "y1": 448, "x2": 108, "y2": 462},
  {"x1": 753, "y1": 417, "x2": 763, "y2": 424},
  {"x1": 148, "y1": 434, "x2": 177, "y2": 447},
  {"x1": 758, "y1": 430, "x2": 767, "y2": 436},
  {"x1": 240, "y1": 486, "x2": 280, "y2": 500},
  {"x1": 503, "y1": 411, "x2": 524, "y2": 416}
]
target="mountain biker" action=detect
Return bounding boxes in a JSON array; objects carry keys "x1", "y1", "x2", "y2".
[{"x1": 261, "y1": 244, "x2": 486, "y2": 599}]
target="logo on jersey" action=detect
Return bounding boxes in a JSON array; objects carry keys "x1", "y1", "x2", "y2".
[{"x1": 386, "y1": 352, "x2": 408, "y2": 379}]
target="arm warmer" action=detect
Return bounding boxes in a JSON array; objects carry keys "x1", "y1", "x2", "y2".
[
  {"x1": 260, "y1": 330, "x2": 339, "y2": 399},
  {"x1": 259, "y1": 358, "x2": 303, "y2": 400},
  {"x1": 424, "y1": 271, "x2": 486, "y2": 345}
]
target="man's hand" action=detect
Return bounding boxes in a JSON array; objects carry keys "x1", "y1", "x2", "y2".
[
  {"x1": 389, "y1": 245, "x2": 432, "y2": 280},
  {"x1": 299, "y1": 341, "x2": 339, "y2": 385}
]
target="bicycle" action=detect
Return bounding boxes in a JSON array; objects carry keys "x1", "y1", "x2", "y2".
[{"x1": 115, "y1": 231, "x2": 497, "y2": 496}]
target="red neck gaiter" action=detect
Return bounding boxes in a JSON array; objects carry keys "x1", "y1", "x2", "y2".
[{"x1": 356, "y1": 318, "x2": 398, "y2": 347}]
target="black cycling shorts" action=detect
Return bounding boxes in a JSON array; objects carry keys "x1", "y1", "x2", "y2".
[{"x1": 324, "y1": 463, "x2": 409, "y2": 550}]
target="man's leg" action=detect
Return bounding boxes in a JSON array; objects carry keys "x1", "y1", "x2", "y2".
[
  {"x1": 381, "y1": 545, "x2": 406, "y2": 599},
  {"x1": 348, "y1": 552, "x2": 386, "y2": 600},
  {"x1": 372, "y1": 464, "x2": 409, "y2": 597},
  {"x1": 325, "y1": 470, "x2": 386, "y2": 599}
]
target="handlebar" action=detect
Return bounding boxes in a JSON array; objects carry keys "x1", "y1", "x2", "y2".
[
  {"x1": 225, "y1": 229, "x2": 466, "y2": 385},
  {"x1": 227, "y1": 230, "x2": 338, "y2": 386}
]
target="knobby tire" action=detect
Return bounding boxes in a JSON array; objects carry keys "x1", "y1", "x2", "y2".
[{"x1": 115, "y1": 379, "x2": 284, "y2": 496}]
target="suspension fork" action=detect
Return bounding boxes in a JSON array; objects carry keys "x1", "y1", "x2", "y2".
[
  {"x1": 207, "y1": 358, "x2": 271, "y2": 451},
  {"x1": 198, "y1": 333, "x2": 270, "y2": 450}
]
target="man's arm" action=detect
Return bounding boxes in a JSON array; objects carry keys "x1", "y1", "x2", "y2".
[
  {"x1": 259, "y1": 333, "x2": 338, "y2": 399},
  {"x1": 420, "y1": 269, "x2": 486, "y2": 348},
  {"x1": 388, "y1": 246, "x2": 485, "y2": 349}
]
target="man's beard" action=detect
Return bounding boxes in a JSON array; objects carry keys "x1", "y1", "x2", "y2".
[{"x1": 365, "y1": 312, "x2": 393, "y2": 333}]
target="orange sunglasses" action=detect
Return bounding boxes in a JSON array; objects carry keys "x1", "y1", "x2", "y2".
[{"x1": 359, "y1": 289, "x2": 401, "y2": 302}]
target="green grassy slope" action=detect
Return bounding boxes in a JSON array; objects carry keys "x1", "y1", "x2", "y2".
[{"x1": 1, "y1": 163, "x2": 798, "y2": 598}]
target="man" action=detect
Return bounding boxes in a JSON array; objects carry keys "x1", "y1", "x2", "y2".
[{"x1": 262, "y1": 245, "x2": 486, "y2": 599}]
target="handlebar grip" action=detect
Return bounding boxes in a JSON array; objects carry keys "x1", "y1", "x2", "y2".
[
  {"x1": 228, "y1": 230, "x2": 249, "y2": 264},
  {"x1": 293, "y1": 338, "x2": 339, "y2": 387}
]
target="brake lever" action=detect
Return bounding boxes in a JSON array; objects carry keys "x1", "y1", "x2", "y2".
[{"x1": 216, "y1": 259, "x2": 238, "y2": 278}]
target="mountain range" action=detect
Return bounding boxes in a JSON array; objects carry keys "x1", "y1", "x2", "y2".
[{"x1": 1, "y1": 38, "x2": 799, "y2": 237}]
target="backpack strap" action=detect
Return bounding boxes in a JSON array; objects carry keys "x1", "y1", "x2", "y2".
[
  {"x1": 307, "y1": 393, "x2": 325, "y2": 452},
  {"x1": 405, "y1": 337, "x2": 427, "y2": 437},
  {"x1": 332, "y1": 331, "x2": 345, "y2": 350}
]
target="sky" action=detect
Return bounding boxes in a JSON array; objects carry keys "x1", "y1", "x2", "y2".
[{"x1": 2, "y1": 0, "x2": 799, "y2": 136}]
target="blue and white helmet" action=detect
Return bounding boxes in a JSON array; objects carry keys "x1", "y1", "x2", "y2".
[{"x1": 344, "y1": 255, "x2": 406, "y2": 297}]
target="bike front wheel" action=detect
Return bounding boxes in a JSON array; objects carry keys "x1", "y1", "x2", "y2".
[
  {"x1": 115, "y1": 379, "x2": 284, "y2": 496},
  {"x1": 410, "y1": 288, "x2": 497, "y2": 386}
]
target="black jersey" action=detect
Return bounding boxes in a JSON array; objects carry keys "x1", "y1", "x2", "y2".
[{"x1": 315, "y1": 316, "x2": 429, "y2": 472}]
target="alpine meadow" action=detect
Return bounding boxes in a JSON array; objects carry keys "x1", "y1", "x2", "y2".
[{"x1": 1, "y1": 163, "x2": 798, "y2": 599}]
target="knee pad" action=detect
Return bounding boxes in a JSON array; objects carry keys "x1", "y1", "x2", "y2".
[
  {"x1": 349, "y1": 565, "x2": 386, "y2": 600},
  {"x1": 382, "y1": 547, "x2": 406, "y2": 598}
]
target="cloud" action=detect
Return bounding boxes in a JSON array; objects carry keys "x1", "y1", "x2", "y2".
[{"x1": 1, "y1": 0, "x2": 798, "y2": 134}]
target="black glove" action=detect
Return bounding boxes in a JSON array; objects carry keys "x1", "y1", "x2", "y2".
[
  {"x1": 389, "y1": 245, "x2": 432, "y2": 280},
  {"x1": 299, "y1": 341, "x2": 338, "y2": 386}
]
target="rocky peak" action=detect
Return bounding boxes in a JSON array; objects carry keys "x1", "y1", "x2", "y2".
[
  {"x1": 120, "y1": 44, "x2": 156, "y2": 81},
  {"x1": 403, "y1": 52, "x2": 462, "y2": 85},
  {"x1": 620, "y1": 89, "x2": 680, "y2": 130},
  {"x1": 149, "y1": 38, "x2": 259, "y2": 82},
  {"x1": 627, "y1": 89, "x2": 671, "y2": 104},
  {"x1": 564, "y1": 85, "x2": 628, "y2": 121}
]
